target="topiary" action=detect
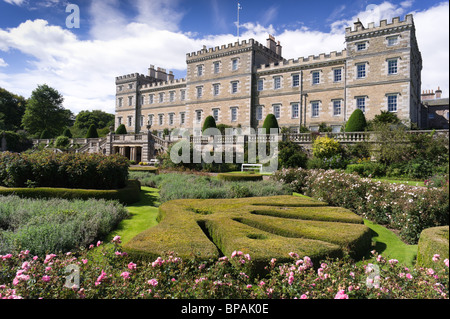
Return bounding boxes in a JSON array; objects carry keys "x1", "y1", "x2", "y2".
[
  {"x1": 115, "y1": 124, "x2": 127, "y2": 134},
  {"x1": 62, "y1": 128, "x2": 73, "y2": 138},
  {"x1": 312, "y1": 136, "x2": 342, "y2": 159},
  {"x1": 345, "y1": 109, "x2": 367, "y2": 132},
  {"x1": 54, "y1": 136, "x2": 70, "y2": 149},
  {"x1": 39, "y1": 129, "x2": 52, "y2": 139},
  {"x1": 86, "y1": 124, "x2": 99, "y2": 138},
  {"x1": 202, "y1": 115, "x2": 217, "y2": 134},
  {"x1": 262, "y1": 113, "x2": 279, "y2": 134}
]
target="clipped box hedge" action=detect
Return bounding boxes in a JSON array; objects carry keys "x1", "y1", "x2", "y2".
[
  {"x1": 417, "y1": 226, "x2": 449, "y2": 268},
  {"x1": 129, "y1": 166, "x2": 159, "y2": 174},
  {"x1": 217, "y1": 173, "x2": 263, "y2": 182},
  {"x1": 124, "y1": 195, "x2": 372, "y2": 274},
  {"x1": 0, "y1": 180, "x2": 141, "y2": 205}
]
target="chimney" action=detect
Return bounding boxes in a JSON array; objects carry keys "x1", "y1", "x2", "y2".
[
  {"x1": 435, "y1": 86, "x2": 442, "y2": 99},
  {"x1": 148, "y1": 65, "x2": 156, "y2": 78},
  {"x1": 354, "y1": 18, "x2": 364, "y2": 31},
  {"x1": 267, "y1": 34, "x2": 276, "y2": 52},
  {"x1": 167, "y1": 71, "x2": 174, "y2": 82},
  {"x1": 155, "y1": 67, "x2": 167, "y2": 81},
  {"x1": 276, "y1": 41, "x2": 282, "y2": 56},
  {"x1": 421, "y1": 89, "x2": 435, "y2": 101}
]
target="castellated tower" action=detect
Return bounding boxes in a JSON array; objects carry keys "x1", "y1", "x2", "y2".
[{"x1": 114, "y1": 15, "x2": 423, "y2": 135}]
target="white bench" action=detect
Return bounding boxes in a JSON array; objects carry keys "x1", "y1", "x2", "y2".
[
  {"x1": 241, "y1": 163, "x2": 262, "y2": 173},
  {"x1": 149, "y1": 159, "x2": 159, "y2": 166}
]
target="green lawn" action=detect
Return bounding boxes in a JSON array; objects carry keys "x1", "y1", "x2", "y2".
[
  {"x1": 371, "y1": 177, "x2": 425, "y2": 187},
  {"x1": 105, "y1": 186, "x2": 160, "y2": 245}
]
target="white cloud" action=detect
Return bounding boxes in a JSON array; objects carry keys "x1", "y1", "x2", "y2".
[
  {"x1": 3, "y1": 0, "x2": 27, "y2": 6},
  {"x1": 0, "y1": 58, "x2": 7, "y2": 67},
  {"x1": 0, "y1": 1, "x2": 447, "y2": 117}
]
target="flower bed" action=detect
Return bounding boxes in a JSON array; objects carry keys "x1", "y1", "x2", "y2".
[
  {"x1": 0, "y1": 238, "x2": 447, "y2": 299},
  {"x1": 272, "y1": 168, "x2": 449, "y2": 244}
]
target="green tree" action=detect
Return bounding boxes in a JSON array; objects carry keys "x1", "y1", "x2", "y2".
[
  {"x1": 262, "y1": 113, "x2": 279, "y2": 134},
  {"x1": 86, "y1": 124, "x2": 99, "y2": 138},
  {"x1": 345, "y1": 109, "x2": 367, "y2": 132},
  {"x1": 0, "y1": 87, "x2": 26, "y2": 131},
  {"x1": 278, "y1": 140, "x2": 308, "y2": 168},
  {"x1": 74, "y1": 110, "x2": 115, "y2": 130},
  {"x1": 115, "y1": 124, "x2": 127, "y2": 134},
  {"x1": 202, "y1": 115, "x2": 217, "y2": 134},
  {"x1": 62, "y1": 128, "x2": 73, "y2": 138},
  {"x1": 22, "y1": 84, "x2": 73, "y2": 137}
]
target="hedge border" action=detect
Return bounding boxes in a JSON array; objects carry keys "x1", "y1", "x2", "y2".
[
  {"x1": 0, "y1": 180, "x2": 141, "y2": 205},
  {"x1": 217, "y1": 173, "x2": 263, "y2": 182},
  {"x1": 129, "y1": 167, "x2": 159, "y2": 174},
  {"x1": 416, "y1": 226, "x2": 449, "y2": 268}
]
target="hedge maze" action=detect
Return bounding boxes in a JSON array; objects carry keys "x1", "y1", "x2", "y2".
[{"x1": 124, "y1": 195, "x2": 372, "y2": 272}]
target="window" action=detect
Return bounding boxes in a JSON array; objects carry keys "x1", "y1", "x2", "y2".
[
  {"x1": 180, "y1": 112, "x2": 185, "y2": 125},
  {"x1": 180, "y1": 90, "x2": 185, "y2": 101},
  {"x1": 387, "y1": 95, "x2": 397, "y2": 112},
  {"x1": 291, "y1": 103, "x2": 299, "y2": 119},
  {"x1": 333, "y1": 100, "x2": 341, "y2": 116},
  {"x1": 388, "y1": 59, "x2": 398, "y2": 75},
  {"x1": 148, "y1": 114, "x2": 153, "y2": 126},
  {"x1": 357, "y1": 63, "x2": 366, "y2": 79},
  {"x1": 356, "y1": 42, "x2": 367, "y2": 51},
  {"x1": 213, "y1": 109, "x2": 219, "y2": 122},
  {"x1": 158, "y1": 114, "x2": 164, "y2": 126},
  {"x1": 169, "y1": 91, "x2": 175, "y2": 102},
  {"x1": 128, "y1": 84, "x2": 133, "y2": 89},
  {"x1": 140, "y1": 116, "x2": 144, "y2": 127},
  {"x1": 356, "y1": 97, "x2": 366, "y2": 113},
  {"x1": 231, "y1": 81, "x2": 238, "y2": 94},
  {"x1": 149, "y1": 94, "x2": 154, "y2": 104},
  {"x1": 292, "y1": 74, "x2": 300, "y2": 87},
  {"x1": 257, "y1": 79, "x2": 264, "y2": 91},
  {"x1": 118, "y1": 85, "x2": 123, "y2": 91},
  {"x1": 334, "y1": 69, "x2": 342, "y2": 82},
  {"x1": 312, "y1": 71, "x2": 320, "y2": 85},
  {"x1": 274, "y1": 76, "x2": 281, "y2": 89},
  {"x1": 429, "y1": 113, "x2": 435, "y2": 119},
  {"x1": 213, "y1": 84, "x2": 220, "y2": 96},
  {"x1": 196, "y1": 86, "x2": 203, "y2": 98},
  {"x1": 159, "y1": 93, "x2": 164, "y2": 103},
  {"x1": 387, "y1": 36, "x2": 398, "y2": 46},
  {"x1": 169, "y1": 113, "x2": 174, "y2": 125},
  {"x1": 311, "y1": 101, "x2": 319, "y2": 117},
  {"x1": 232, "y1": 59, "x2": 238, "y2": 71},
  {"x1": 118, "y1": 97, "x2": 123, "y2": 107},
  {"x1": 214, "y1": 62, "x2": 220, "y2": 74},
  {"x1": 196, "y1": 110, "x2": 202, "y2": 123},
  {"x1": 273, "y1": 104, "x2": 281, "y2": 119},
  {"x1": 256, "y1": 106, "x2": 263, "y2": 121},
  {"x1": 128, "y1": 116, "x2": 133, "y2": 127},
  {"x1": 128, "y1": 96, "x2": 133, "y2": 106},
  {"x1": 118, "y1": 117, "x2": 122, "y2": 125},
  {"x1": 231, "y1": 107, "x2": 238, "y2": 122},
  {"x1": 140, "y1": 95, "x2": 144, "y2": 106},
  {"x1": 197, "y1": 65, "x2": 203, "y2": 76}
]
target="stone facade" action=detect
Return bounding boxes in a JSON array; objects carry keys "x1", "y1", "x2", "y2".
[{"x1": 115, "y1": 15, "x2": 423, "y2": 135}]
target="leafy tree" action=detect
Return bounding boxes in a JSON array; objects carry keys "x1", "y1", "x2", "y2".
[
  {"x1": 62, "y1": 128, "x2": 73, "y2": 138},
  {"x1": 262, "y1": 113, "x2": 279, "y2": 134},
  {"x1": 39, "y1": 129, "x2": 52, "y2": 139},
  {"x1": 74, "y1": 110, "x2": 114, "y2": 130},
  {"x1": 86, "y1": 124, "x2": 99, "y2": 138},
  {"x1": 202, "y1": 115, "x2": 217, "y2": 134},
  {"x1": 373, "y1": 110, "x2": 401, "y2": 125},
  {"x1": 115, "y1": 124, "x2": 127, "y2": 134},
  {"x1": 278, "y1": 140, "x2": 308, "y2": 168},
  {"x1": 345, "y1": 109, "x2": 367, "y2": 132},
  {"x1": 22, "y1": 84, "x2": 73, "y2": 137},
  {"x1": 0, "y1": 87, "x2": 26, "y2": 131}
]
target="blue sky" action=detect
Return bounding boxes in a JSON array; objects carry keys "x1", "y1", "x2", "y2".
[{"x1": 0, "y1": 0, "x2": 448, "y2": 115}]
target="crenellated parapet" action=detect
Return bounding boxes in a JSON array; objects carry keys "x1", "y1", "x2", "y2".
[
  {"x1": 345, "y1": 14, "x2": 414, "y2": 41},
  {"x1": 140, "y1": 78, "x2": 187, "y2": 91},
  {"x1": 115, "y1": 73, "x2": 154, "y2": 85}
]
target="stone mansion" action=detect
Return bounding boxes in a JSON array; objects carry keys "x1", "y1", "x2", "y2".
[{"x1": 115, "y1": 14, "x2": 423, "y2": 136}]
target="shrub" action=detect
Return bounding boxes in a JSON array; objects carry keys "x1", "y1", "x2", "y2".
[
  {"x1": 345, "y1": 109, "x2": 367, "y2": 132},
  {"x1": 54, "y1": 135, "x2": 70, "y2": 149},
  {"x1": 124, "y1": 195, "x2": 372, "y2": 274},
  {"x1": 86, "y1": 124, "x2": 99, "y2": 138},
  {"x1": 202, "y1": 115, "x2": 217, "y2": 133},
  {"x1": 345, "y1": 162, "x2": 386, "y2": 177},
  {"x1": 278, "y1": 140, "x2": 308, "y2": 168},
  {"x1": 39, "y1": 129, "x2": 52, "y2": 139},
  {"x1": 312, "y1": 136, "x2": 341, "y2": 159},
  {"x1": 217, "y1": 173, "x2": 263, "y2": 182},
  {"x1": 0, "y1": 195, "x2": 129, "y2": 256},
  {"x1": 261, "y1": 114, "x2": 279, "y2": 134},
  {"x1": 0, "y1": 130, "x2": 33, "y2": 153},
  {"x1": 0, "y1": 151, "x2": 129, "y2": 190},
  {"x1": 115, "y1": 124, "x2": 127, "y2": 134},
  {"x1": 62, "y1": 128, "x2": 73, "y2": 138},
  {"x1": 417, "y1": 226, "x2": 449, "y2": 268}
]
